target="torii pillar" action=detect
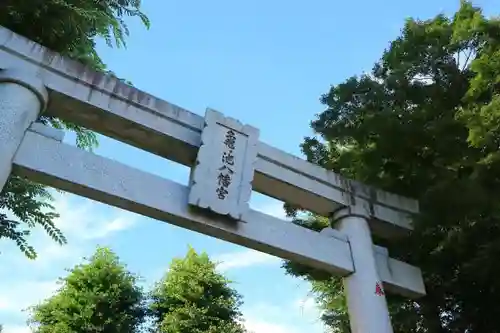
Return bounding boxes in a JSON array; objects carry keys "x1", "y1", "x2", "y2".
[
  {"x1": 332, "y1": 203, "x2": 394, "y2": 333},
  {"x1": 0, "y1": 68, "x2": 47, "y2": 191}
]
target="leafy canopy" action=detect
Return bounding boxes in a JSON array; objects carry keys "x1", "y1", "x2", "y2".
[
  {"x1": 149, "y1": 247, "x2": 247, "y2": 333},
  {"x1": 284, "y1": 2, "x2": 500, "y2": 332},
  {"x1": 29, "y1": 247, "x2": 146, "y2": 333},
  {"x1": 0, "y1": 0, "x2": 149, "y2": 258}
]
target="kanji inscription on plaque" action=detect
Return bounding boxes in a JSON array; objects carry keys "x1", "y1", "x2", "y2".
[{"x1": 188, "y1": 108, "x2": 259, "y2": 220}]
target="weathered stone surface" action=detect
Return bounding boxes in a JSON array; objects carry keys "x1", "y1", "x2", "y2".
[
  {"x1": 0, "y1": 68, "x2": 47, "y2": 192},
  {"x1": 0, "y1": 25, "x2": 418, "y2": 237},
  {"x1": 12, "y1": 127, "x2": 425, "y2": 297},
  {"x1": 189, "y1": 109, "x2": 259, "y2": 220},
  {"x1": 14, "y1": 128, "x2": 353, "y2": 277}
]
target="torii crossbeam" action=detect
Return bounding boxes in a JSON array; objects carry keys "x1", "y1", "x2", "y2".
[{"x1": 0, "y1": 26, "x2": 425, "y2": 333}]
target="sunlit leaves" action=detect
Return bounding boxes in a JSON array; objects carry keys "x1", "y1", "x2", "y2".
[
  {"x1": 29, "y1": 247, "x2": 146, "y2": 333},
  {"x1": 149, "y1": 248, "x2": 247, "y2": 333},
  {"x1": 284, "y1": 2, "x2": 500, "y2": 332}
]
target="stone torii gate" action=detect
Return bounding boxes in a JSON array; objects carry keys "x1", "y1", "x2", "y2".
[{"x1": 0, "y1": 26, "x2": 425, "y2": 333}]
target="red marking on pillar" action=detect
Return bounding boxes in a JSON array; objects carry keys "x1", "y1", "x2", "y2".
[{"x1": 375, "y1": 282, "x2": 385, "y2": 296}]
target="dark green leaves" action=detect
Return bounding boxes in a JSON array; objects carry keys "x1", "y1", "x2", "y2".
[
  {"x1": 285, "y1": 2, "x2": 500, "y2": 332},
  {"x1": 0, "y1": 176, "x2": 64, "y2": 259}
]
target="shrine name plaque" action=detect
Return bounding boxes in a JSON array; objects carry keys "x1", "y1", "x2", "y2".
[{"x1": 188, "y1": 108, "x2": 259, "y2": 220}]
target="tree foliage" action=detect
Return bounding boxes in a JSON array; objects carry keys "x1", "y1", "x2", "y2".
[
  {"x1": 149, "y1": 247, "x2": 247, "y2": 333},
  {"x1": 284, "y1": 2, "x2": 500, "y2": 332},
  {"x1": 0, "y1": 0, "x2": 149, "y2": 258},
  {"x1": 29, "y1": 247, "x2": 146, "y2": 333}
]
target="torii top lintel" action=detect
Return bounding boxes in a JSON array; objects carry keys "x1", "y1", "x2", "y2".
[{"x1": 0, "y1": 25, "x2": 418, "y2": 238}]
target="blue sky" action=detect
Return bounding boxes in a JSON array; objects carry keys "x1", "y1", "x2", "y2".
[{"x1": 0, "y1": 1, "x2": 496, "y2": 332}]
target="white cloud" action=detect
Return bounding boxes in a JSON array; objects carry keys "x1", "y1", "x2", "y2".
[
  {"x1": 2, "y1": 324, "x2": 31, "y2": 333},
  {"x1": 244, "y1": 318, "x2": 302, "y2": 333},
  {"x1": 35, "y1": 241, "x2": 80, "y2": 263},
  {"x1": 294, "y1": 296, "x2": 324, "y2": 323},
  {"x1": 0, "y1": 192, "x2": 139, "y2": 330},
  {"x1": 242, "y1": 303, "x2": 302, "y2": 333},
  {"x1": 0, "y1": 193, "x2": 324, "y2": 333},
  {"x1": 244, "y1": 303, "x2": 286, "y2": 319},
  {"x1": 82, "y1": 216, "x2": 135, "y2": 240},
  {"x1": 295, "y1": 296, "x2": 315, "y2": 312},
  {"x1": 214, "y1": 249, "x2": 280, "y2": 272},
  {"x1": 0, "y1": 280, "x2": 59, "y2": 313},
  {"x1": 49, "y1": 193, "x2": 137, "y2": 240},
  {"x1": 252, "y1": 201, "x2": 288, "y2": 220},
  {"x1": 3, "y1": 193, "x2": 138, "y2": 271},
  {"x1": 242, "y1": 300, "x2": 325, "y2": 333}
]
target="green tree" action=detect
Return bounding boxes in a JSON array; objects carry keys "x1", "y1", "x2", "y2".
[
  {"x1": 149, "y1": 248, "x2": 247, "y2": 333},
  {"x1": 29, "y1": 247, "x2": 146, "y2": 333},
  {"x1": 284, "y1": 1, "x2": 500, "y2": 332},
  {"x1": 0, "y1": 0, "x2": 149, "y2": 258}
]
